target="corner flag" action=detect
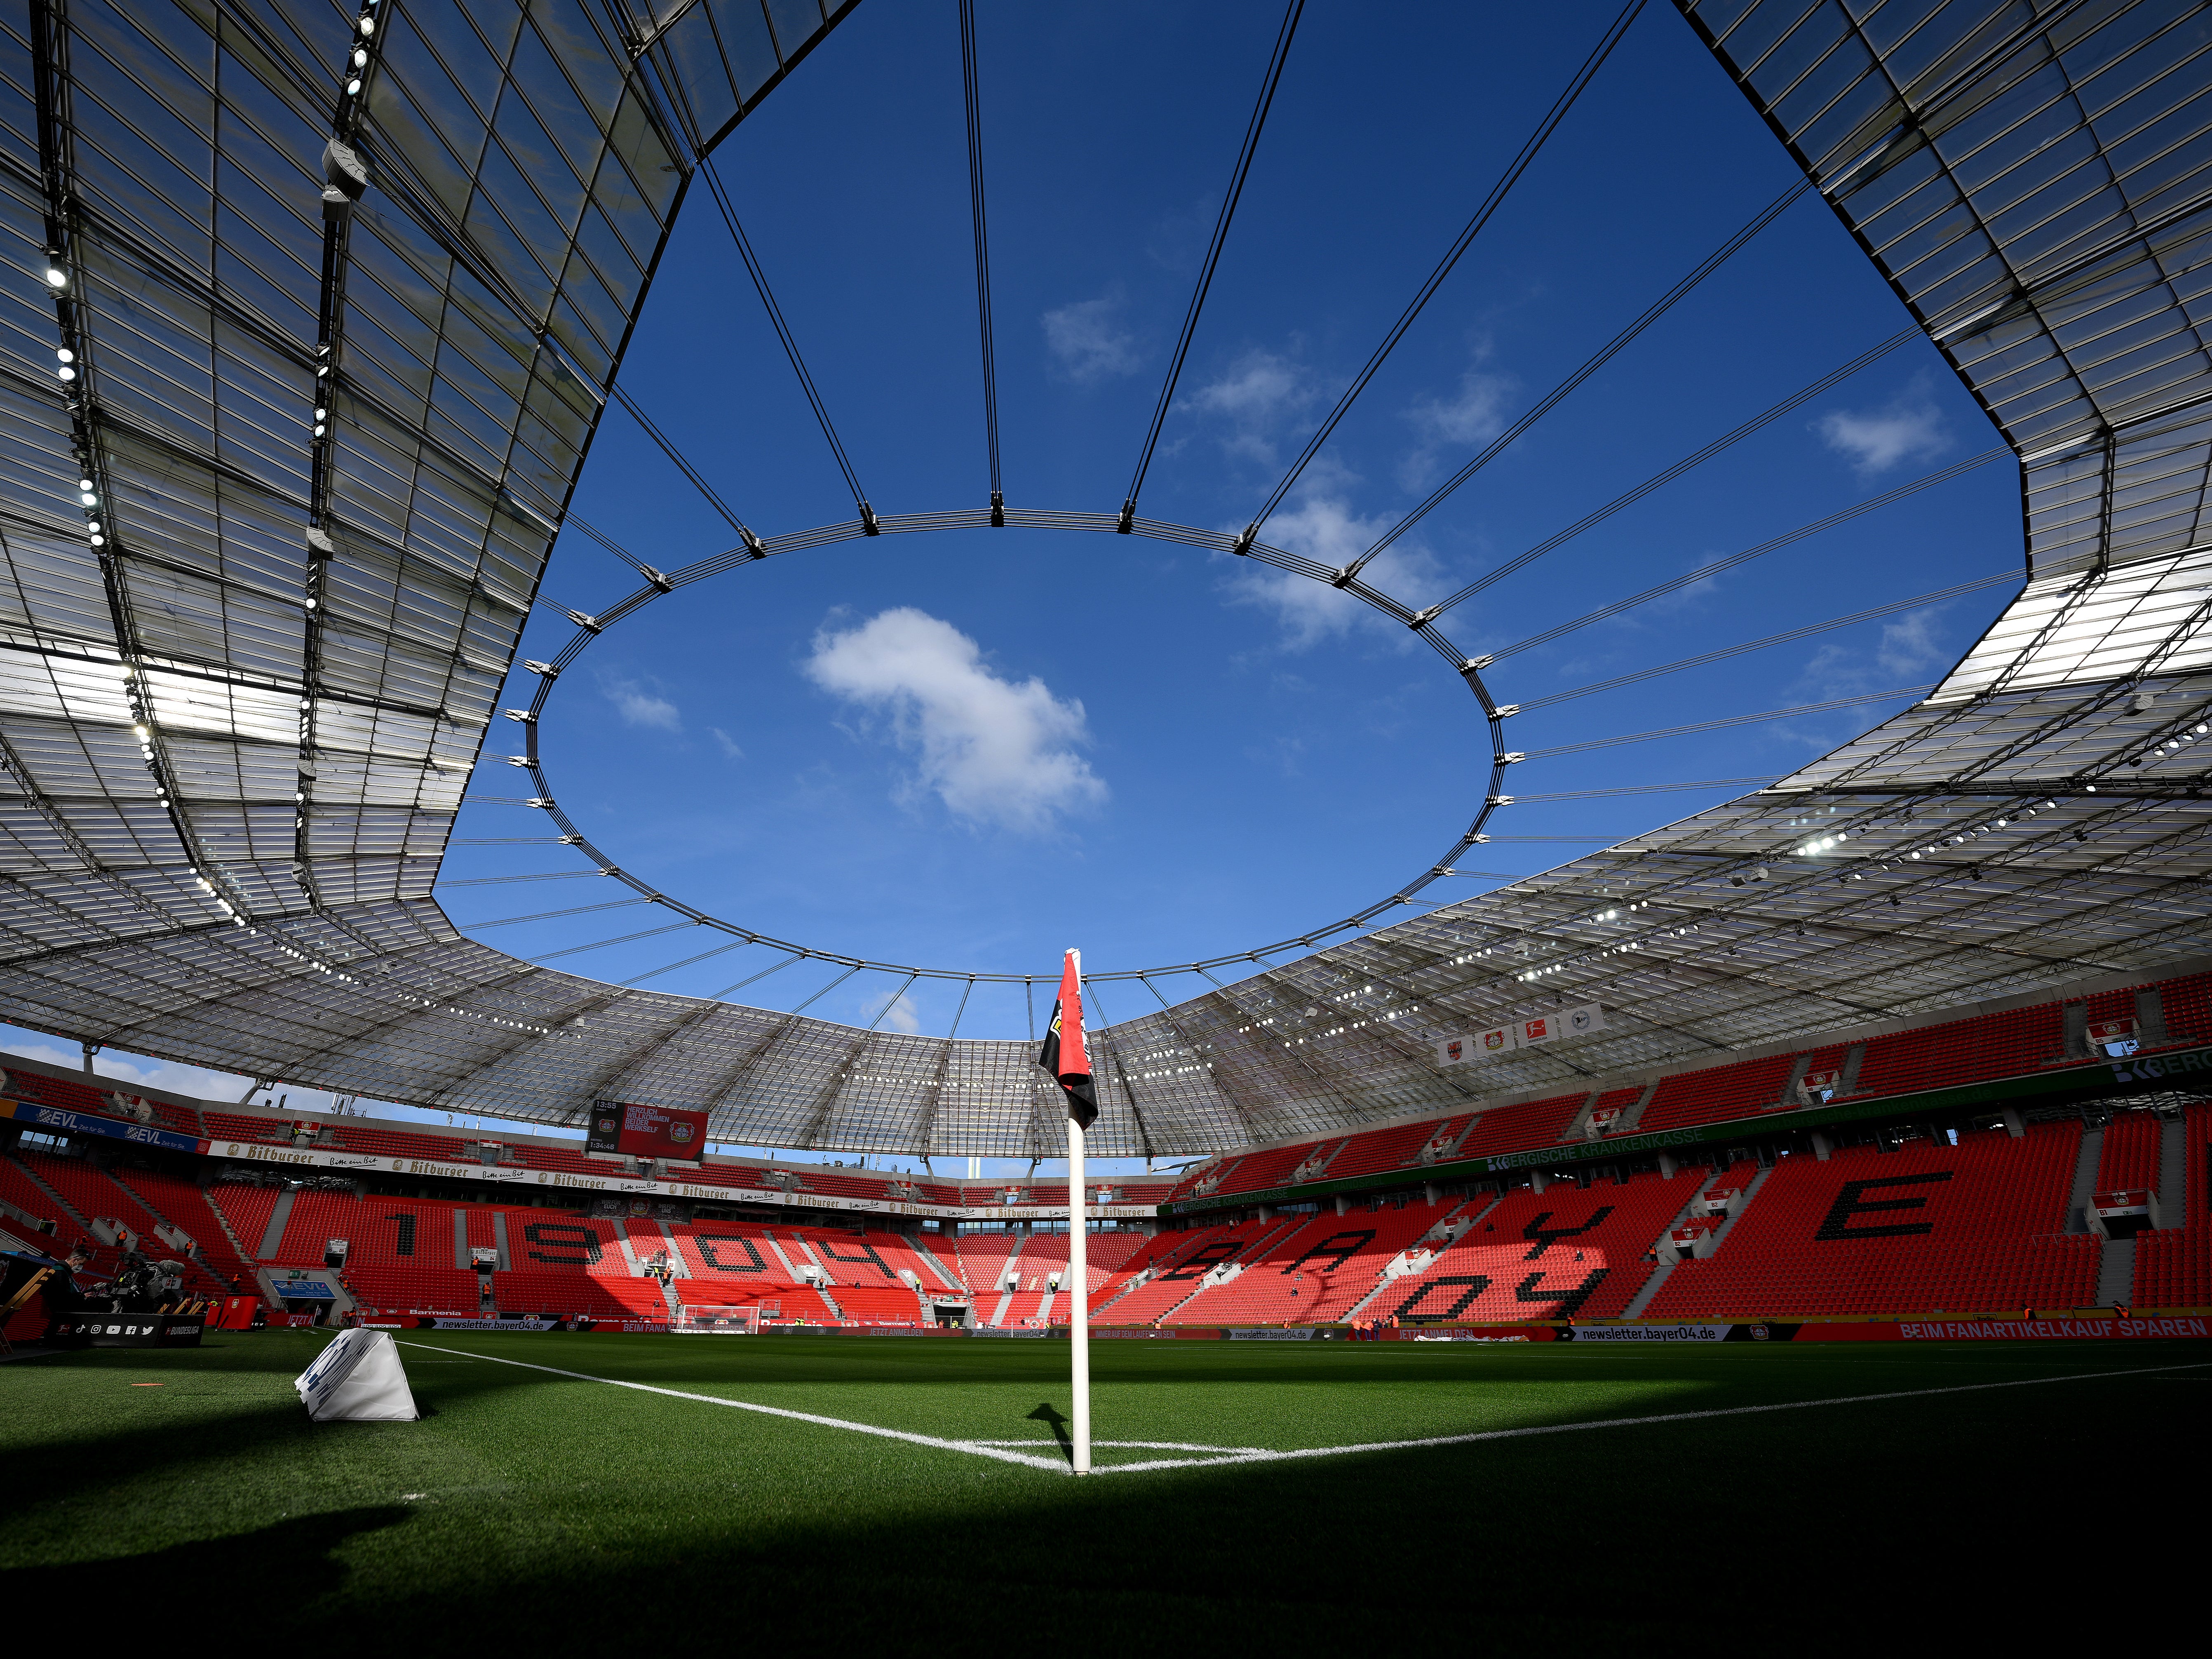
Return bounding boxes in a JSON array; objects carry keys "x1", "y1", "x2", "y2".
[
  {"x1": 1038, "y1": 951, "x2": 1099, "y2": 1129},
  {"x1": 1040, "y1": 947, "x2": 1095, "y2": 1476}
]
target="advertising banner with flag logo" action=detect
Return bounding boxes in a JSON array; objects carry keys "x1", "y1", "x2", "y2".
[{"x1": 1436, "y1": 1005, "x2": 1604, "y2": 1065}]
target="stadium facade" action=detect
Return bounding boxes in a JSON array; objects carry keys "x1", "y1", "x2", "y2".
[{"x1": 2, "y1": 0, "x2": 2211, "y2": 1172}]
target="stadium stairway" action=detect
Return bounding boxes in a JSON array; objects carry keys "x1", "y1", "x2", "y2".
[
  {"x1": 8, "y1": 1154, "x2": 88, "y2": 1237},
  {"x1": 2132, "y1": 1103, "x2": 2210, "y2": 1307},
  {"x1": 906, "y1": 1235, "x2": 964, "y2": 1294},
  {"x1": 1618, "y1": 1178, "x2": 1717, "y2": 1318},
  {"x1": 2066, "y1": 1126, "x2": 2104, "y2": 1234},
  {"x1": 2097, "y1": 1237, "x2": 2136, "y2": 1305}
]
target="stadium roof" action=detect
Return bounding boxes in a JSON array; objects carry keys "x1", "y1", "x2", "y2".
[{"x1": 2, "y1": 0, "x2": 2210, "y2": 1160}]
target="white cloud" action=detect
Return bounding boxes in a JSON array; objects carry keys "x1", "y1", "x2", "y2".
[
  {"x1": 1410, "y1": 372, "x2": 1511, "y2": 447},
  {"x1": 1043, "y1": 296, "x2": 1139, "y2": 383},
  {"x1": 2, "y1": 1039, "x2": 251, "y2": 1103},
  {"x1": 866, "y1": 990, "x2": 923, "y2": 1034},
  {"x1": 1186, "y1": 348, "x2": 1318, "y2": 465},
  {"x1": 804, "y1": 608, "x2": 1107, "y2": 833},
  {"x1": 1877, "y1": 607, "x2": 1951, "y2": 678},
  {"x1": 708, "y1": 726, "x2": 743, "y2": 759},
  {"x1": 1222, "y1": 491, "x2": 1444, "y2": 649},
  {"x1": 600, "y1": 672, "x2": 680, "y2": 731},
  {"x1": 1815, "y1": 379, "x2": 1950, "y2": 474}
]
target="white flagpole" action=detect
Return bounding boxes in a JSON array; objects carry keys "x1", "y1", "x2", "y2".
[{"x1": 1068, "y1": 947, "x2": 1091, "y2": 1476}]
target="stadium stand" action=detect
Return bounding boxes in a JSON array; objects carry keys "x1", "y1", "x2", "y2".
[
  {"x1": 1157, "y1": 968, "x2": 2212, "y2": 1215},
  {"x1": 1378, "y1": 1171, "x2": 1700, "y2": 1322},
  {"x1": 107, "y1": 1166, "x2": 254, "y2": 1292},
  {"x1": 13, "y1": 1152, "x2": 229, "y2": 1299},
  {"x1": 2097, "y1": 1110, "x2": 2160, "y2": 1193},
  {"x1": 2133, "y1": 1103, "x2": 2210, "y2": 1307},
  {"x1": 1646, "y1": 1124, "x2": 2099, "y2": 1319}
]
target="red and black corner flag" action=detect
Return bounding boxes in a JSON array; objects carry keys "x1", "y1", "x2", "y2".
[{"x1": 1038, "y1": 949, "x2": 1099, "y2": 1129}]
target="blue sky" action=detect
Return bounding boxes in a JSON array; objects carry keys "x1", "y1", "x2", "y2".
[
  {"x1": 5, "y1": 5, "x2": 2026, "y2": 1169},
  {"x1": 442, "y1": 1, "x2": 2018, "y2": 1042}
]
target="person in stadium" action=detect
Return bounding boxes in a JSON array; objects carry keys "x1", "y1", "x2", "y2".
[{"x1": 38, "y1": 1245, "x2": 105, "y2": 1338}]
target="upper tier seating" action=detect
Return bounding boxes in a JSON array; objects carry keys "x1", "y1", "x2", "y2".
[
  {"x1": 1160, "y1": 968, "x2": 2212, "y2": 1211},
  {"x1": 4, "y1": 1069, "x2": 202, "y2": 1138},
  {"x1": 1646, "y1": 1123, "x2": 2097, "y2": 1319}
]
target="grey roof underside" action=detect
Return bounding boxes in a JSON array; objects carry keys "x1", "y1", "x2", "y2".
[{"x1": 2, "y1": 0, "x2": 2212, "y2": 1158}]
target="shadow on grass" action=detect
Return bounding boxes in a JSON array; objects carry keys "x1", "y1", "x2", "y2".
[
  {"x1": 0, "y1": 1506, "x2": 411, "y2": 1599},
  {"x1": 1026, "y1": 1399, "x2": 1072, "y2": 1464}
]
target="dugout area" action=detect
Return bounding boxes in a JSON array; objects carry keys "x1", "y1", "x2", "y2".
[{"x1": 2, "y1": 1329, "x2": 2203, "y2": 1650}]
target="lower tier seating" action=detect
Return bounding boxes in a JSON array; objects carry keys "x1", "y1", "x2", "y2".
[
  {"x1": 1647, "y1": 1122, "x2": 2098, "y2": 1319},
  {"x1": 1377, "y1": 1169, "x2": 1705, "y2": 1323}
]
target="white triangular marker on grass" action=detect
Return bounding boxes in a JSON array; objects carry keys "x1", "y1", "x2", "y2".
[{"x1": 296, "y1": 1328, "x2": 420, "y2": 1421}]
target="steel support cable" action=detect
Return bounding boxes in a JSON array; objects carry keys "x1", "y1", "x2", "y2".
[
  {"x1": 527, "y1": 921, "x2": 698, "y2": 961},
  {"x1": 1513, "y1": 569, "x2": 2020, "y2": 711},
  {"x1": 602, "y1": 381, "x2": 757, "y2": 540},
  {"x1": 437, "y1": 869, "x2": 611, "y2": 886},
  {"x1": 1485, "y1": 447, "x2": 2008, "y2": 662},
  {"x1": 958, "y1": 0, "x2": 1003, "y2": 511},
  {"x1": 1348, "y1": 176, "x2": 1817, "y2": 579},
  {"x1": 1518, "y1": 686, "x2": 1937, "y2": 759},
  {"x1": 697, "y1": 155, "x2": 871, "y2": 515},
  {"x1": 1430, "y1": 327, "x2": 1920, "y2": 615},
  {"x1": 562, "y1": 509, "x2": 681, "y2": 584},
  {"x1": 709, "y1": 953, "x2": 805, "y2": 1000},
  {"x1": 620, "y1": 935, "x2": 751, "y2": 987},
  {"x1": 1245, "y1": 0, "x2": 1646, "y2": 536},
  {"x1": 461, "y1": 898, "x2": 651, "y2": 930},
  {"x1": 1500, "y1": 776, "x2": 1779, "y2": 801},
  {"x1": 1120, "y1": 0, "x2": 1306, "y2": 526}
]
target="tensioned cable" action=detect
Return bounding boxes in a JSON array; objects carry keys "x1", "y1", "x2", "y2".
[
  {"x1": 1431, "y1": 326, "x2": 1919, "y2": 615},
  {"x1": 1348, "y1": 175, "x2": 1817, "y2": 578},
  {"x1": 1120, "y1": 0, "x2": 1305, "y2": 526},
  {"x1": 1501, "y1": 776, "x2": 1779, "y2": 801},
  {"x1": 463, "y1": 898, "x2": 650, "y2": 929},
  {"x1": 958, "y1": 0, "x2": 1002, "y2": 508},
  {"x1": 1245, "y1": 0, "x2": 1646, "y2": 536},
  {"x1": 436, "y1": 869, "x2": 610, "y2": 886},
  {"x1": 697, "y1": 155, "x2": 871, "y2": 512},
  {"x1": 1514, "y1": 569, "x2": 2019, "y2": 711},
  {"x1": 561, "y1": 509, "x2": 671, "y2": 582},
  {"x1": 620, "y1": 936, "x2": 751, "y2": 987},
  {"x1": 604, "y1": 382, "x2": 757, "y2": 539},
  {"x1": 1485, "y1": 447, "x2": 2008, "y2": 662},
  {"x1": 528, "y1": 921, "x2": 697, "y2": 961},
  {"x1": 1519, "y1": 686, "x2": 1938, "y2": 759}
]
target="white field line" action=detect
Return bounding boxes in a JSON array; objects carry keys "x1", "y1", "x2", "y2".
[
  {"x1": 972, "y1": 1438, "x2": 1268, "y2": 1455},
  {"x1": 394, "y1": 1341, "x2": 2207, "y2": 1478},
  {"x1": 1086, "y1": 1360, "x2": 2212, "y2": 1473},
  {"x1": 394, "y1": 1340, "x2": 1063, "y2": 1471}
]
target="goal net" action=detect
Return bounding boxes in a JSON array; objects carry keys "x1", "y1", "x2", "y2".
[{"x1": 671, "y1": 1303, "x2": 763, "y2": 1335}]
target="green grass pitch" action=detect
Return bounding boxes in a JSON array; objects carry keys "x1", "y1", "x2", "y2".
[{"x1": 3, "y1": 1330, "x2": 2203, "y2": 1648}]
